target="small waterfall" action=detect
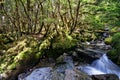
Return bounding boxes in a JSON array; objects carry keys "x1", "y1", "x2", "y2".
[{"x1": 79, "y1": 54, "x2": 120, "y2": 78}]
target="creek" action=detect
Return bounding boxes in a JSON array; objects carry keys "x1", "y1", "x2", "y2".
[{"x1": 18, "y1": 47, "x2": 120, "y2": 80}]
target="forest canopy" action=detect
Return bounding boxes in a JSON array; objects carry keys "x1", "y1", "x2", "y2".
[{"x1": 0, "y1": 0, "x2": 119, "y2": 38}]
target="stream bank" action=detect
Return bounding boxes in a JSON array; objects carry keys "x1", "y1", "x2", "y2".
[{"x1": 18, "y1": 41, "x2": 119, "y2": 80}]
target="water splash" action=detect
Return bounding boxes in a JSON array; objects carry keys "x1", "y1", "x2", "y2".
[{"x1": 79, "y1": 54, "x2": 120, "y2": 78}]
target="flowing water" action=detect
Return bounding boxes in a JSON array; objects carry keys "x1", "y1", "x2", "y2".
[{"x1": 78, "y1": 54, "x2": 120, "y2": 78}]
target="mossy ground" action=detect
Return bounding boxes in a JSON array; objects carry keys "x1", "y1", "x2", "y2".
[
  {"x1": 0, "y1": 35, "x2": 43, "y2": 79},
  {"x1": 0, "y1": 33, "x2": 78, "y2": 80}
]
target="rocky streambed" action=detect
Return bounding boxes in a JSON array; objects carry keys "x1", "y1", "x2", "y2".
[
  {"x1": 18, "y1": 42, "x2": 120, "y2": 80},
  {"x1": 18, "y1": 53, "x2": 93, "y2": 80}
]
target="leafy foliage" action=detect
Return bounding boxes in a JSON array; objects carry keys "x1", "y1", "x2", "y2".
[
  {"x1": 108, "y1": 33, "x2": 120, "y2": 64},
  {"x1": 0, "y1": 0, "x2": 120, "y2": 40}
]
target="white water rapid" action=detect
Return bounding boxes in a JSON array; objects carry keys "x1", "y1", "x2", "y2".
[{"x1": 79, "y1": 54, "x2": 120, "y2": 79}]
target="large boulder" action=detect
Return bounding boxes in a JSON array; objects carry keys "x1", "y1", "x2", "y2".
[{"x1": 74, "y1": 48, "x2": 105, "y2": 63}]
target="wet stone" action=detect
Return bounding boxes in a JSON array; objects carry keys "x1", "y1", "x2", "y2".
[{"x1": 18, "y1": 67, "x2": 53, "y2": 80}]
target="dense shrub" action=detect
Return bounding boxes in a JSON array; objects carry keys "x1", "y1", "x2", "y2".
[
  {"x1": 44, "y1": 32, "x2": 78, "y2": 58},
  {"x1": 108, "y1": 32, "x2": 120, "y2": 64}
]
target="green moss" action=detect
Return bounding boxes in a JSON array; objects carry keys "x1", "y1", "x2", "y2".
[
  {"x1": 43, "y1": 32, "x2": 78, "y2": 58},
  {"x1": 112, "y1": 33, "x2": 120, "y2": 48},
  {"x1": 0, "y1": 37, "x2": 43, "y2": 74},
  {"x1": 75, "y1": 32, "x2": 97, "y2": 42},
  {"x1": 7, "y1": 39, "x2": 27, "y2": 54},
  {"x1": 52, "y1": 33, "x2": 77, "y2": 49},
  {"x1": 35, "y1": 52, "x2": 42, "y2": 60},
  {"x1": 108, "y1": 32, "x2": 120, "y2": 64},
  {"x1": 104, "y1": 37, "x2": 112, "y2": 45},
  {"x1": 7, "y1": 62, "x2": 19, "y2": 70},
  {"x1": 15, "y1": 48, "x2": 31, "y2": 59},
  {"x1": 39, "y1": 39, "x2": 50, "y2": 50},
  {"x1": 0, "y1": 32, "x2": 78, "y2": 77},
  {"x1": 0, "y1": 34, "x2": 14, "y2": 44},
  {"x1": 108, "y1": 49, "x2": 117, "y2": 59},
  {"x1": 111, "y1": 27, "x2": 119, "y2": 33}
]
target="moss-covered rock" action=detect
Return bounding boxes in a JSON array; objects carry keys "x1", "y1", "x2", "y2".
[
  {"x1": 52, "y1": 34, "x2": 77, "y2": 49},
  {"x1": 46, "y1": 32, "x2": 78, "y2": 58},
  {"x1": 0, "y1": 37, "x2": 44, "y2": 80},
  {"x1": 104, "y1": 37, "x2": 112, "y2": 45}
]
